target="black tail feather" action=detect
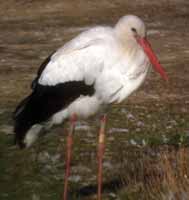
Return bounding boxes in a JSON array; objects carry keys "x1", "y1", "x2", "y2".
[
  {"x1": 13, "y1": 93, "x2": 40, "y2": 148},
  {"x1": 13, "y1": 81, "x2": 95, "y2": 148},
  {"x1": 13, "y1": 95, "x2": 31, "y2": 120}
]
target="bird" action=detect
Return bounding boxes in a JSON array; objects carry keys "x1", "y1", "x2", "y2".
[
  {"x1": 13, "y1": 15, "x2": 167, "y2": 148},
  {"x1": 13, "y1": 15, "x2": 168, "y2": 200}
]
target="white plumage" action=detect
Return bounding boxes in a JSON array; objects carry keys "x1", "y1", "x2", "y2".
[
  {"x1": 39, "y1": 20, "x2": 149, "y2": 121},
  {"x1": 14, "y1": 15, "x2": 167, "y2": 148}
]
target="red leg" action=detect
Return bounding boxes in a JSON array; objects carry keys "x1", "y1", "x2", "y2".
[
  {"x1": 97, "y1": 114, "x2": 107, "y2": 200},
  {"x1": 63, "y1": 114, "x2": 77, "y2": 200}
]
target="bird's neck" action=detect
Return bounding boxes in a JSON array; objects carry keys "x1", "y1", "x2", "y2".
[
  {"x1": 119, "y1": 38, "x2": 140, "y2": 61},
  {"x1": 114, "y1": 34, "x2": 138, "y2": 56}
]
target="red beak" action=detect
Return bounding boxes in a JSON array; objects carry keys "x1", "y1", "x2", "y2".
[{"x1": 136, "y1": 37, "x2": 168, "y2": 81}]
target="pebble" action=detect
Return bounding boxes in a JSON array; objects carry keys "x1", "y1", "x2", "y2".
[
  {"x1": 109, "y1": 128, "x2": 129, "y2": 134},
  {"x1": 69, "y1": 175, "x2": 81, "y2": 183},
  {"x1": 0, "y1": 125, "x2": 13, "y2": 135}
]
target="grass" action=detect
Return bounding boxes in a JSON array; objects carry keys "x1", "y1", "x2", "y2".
[
  {"x1": 118, "y1": 147, "x2": 189, "y2": 200},
  {"x1": 0, "y1": 1, "x2": 188, "y2": 198},
  {"x1": 0, "y1": 101, "x2": 188, "y2": 199}
]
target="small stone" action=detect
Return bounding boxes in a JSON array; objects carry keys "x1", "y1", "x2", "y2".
[
  {"x1": 0, "y1": 125, "x2": 13, "y2": 135},
  {"x1": 108, "y1": 192, "x2": 117, "y2": 198},
  {"x1": 136, "y1": 121, "x2": 144, "y2": 127},
  {"x1": 130, "y1": 139, "x2": 137, "y2": 145},
  {"x1": 68, "y1": 175, "x2": 81, "y2": 183},
  {"x1": 75, "y1": 124, "x2": 90, "y2": 131},
  {"x1": 127, "y1": 113, "x2": 135, "y2": 120},
  {"x1": 51, "y1": 153, "x2": 61, "y2": 164},
  {"x1": 37, "y1": 152, "x2": 50, "y2": 164},
  {"x1": 103, "y1": 161, "x2": 113, "y2": 170},
  {"x1": 142, "y1": 139, "x2": 146, "y2": 146},
  {"x1": 72, "y1": 165, "x2": 91, "y2": 173},
  {"x1": 109, "y1": 128, "x2": 129, "y2": 134},
  {"x1": 166, "y1": 125, "x2": 172, "y2": 129}
]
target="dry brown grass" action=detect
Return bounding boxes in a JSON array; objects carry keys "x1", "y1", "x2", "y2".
[{"x1": 117, "y1": 146, "x2": 189, "y2": 199}]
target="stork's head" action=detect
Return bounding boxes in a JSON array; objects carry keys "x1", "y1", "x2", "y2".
[
  {"x1": 115, "y1": 15, "x2": 146, "y2": 39},
  {"x1": 115, "y1": 15, "x2": 168, "y2": 81}
]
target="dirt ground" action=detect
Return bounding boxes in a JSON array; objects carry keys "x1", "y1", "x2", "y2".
[
  {"x1": 0, "y1": 0, "x2": 189, "y2": 107},
  {"x1": 0, "y1": 0, "x2": 189, "y2": 200}
]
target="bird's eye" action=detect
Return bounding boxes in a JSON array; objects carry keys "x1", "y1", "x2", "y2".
[{"x1": 131, "y1": 28, "x2": 137, "y2": 33}]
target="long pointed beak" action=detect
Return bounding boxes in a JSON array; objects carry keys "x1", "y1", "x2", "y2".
[{"x1": 136, "y1": 37, "x2": 168, "y2": 81}]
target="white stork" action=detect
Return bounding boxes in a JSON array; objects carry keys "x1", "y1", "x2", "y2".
[{"x1": 13, "y1": 15, "x2": 167, "y2": 148}]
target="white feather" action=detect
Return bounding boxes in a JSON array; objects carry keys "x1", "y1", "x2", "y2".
[
  {"x1": 24, "y1": 124, "x2": 43, "y2": 147},
  {"x1": 19, "y1": 15, "x2": 157, "y2": 148},
  {"x1": 38, "y1": 16, "x2": 150, "y2": 121},
  {"x1": 39, "y1": 27, "x2": 117, "y2": 86}
]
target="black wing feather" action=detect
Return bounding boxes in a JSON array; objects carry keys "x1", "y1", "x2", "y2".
[
  {"x1": 14, "y1": 81, "x2": 95, "y2": 148},
  {"x1": 31, "y1": 53, "x2": 53, "y2": 90}
]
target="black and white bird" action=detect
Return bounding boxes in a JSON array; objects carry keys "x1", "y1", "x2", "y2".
[{"x1": 13, "y1": 15, "x2": 167, "y2": 148}]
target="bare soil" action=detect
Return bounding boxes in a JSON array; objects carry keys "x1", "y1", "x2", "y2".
[{"x1": 0, "y1": 1, "x2": 189, "y2": 199}]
